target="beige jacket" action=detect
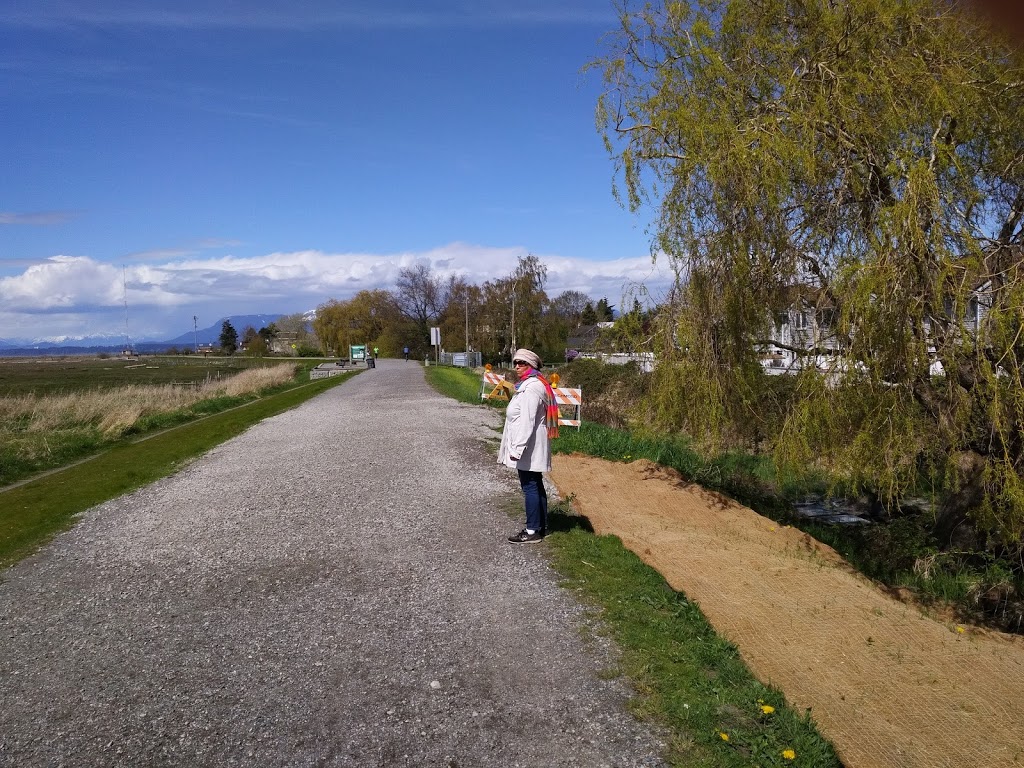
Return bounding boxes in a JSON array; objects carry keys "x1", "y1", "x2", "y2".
[{"x1": 497, "y1": 376, "x2": 551, "y2": 472}]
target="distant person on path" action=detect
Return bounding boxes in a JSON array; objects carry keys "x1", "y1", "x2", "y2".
[
  {"x1": 373, "y1": 346, "x2": 379, "y2": 359},
  {"x1": 497, "y1": 348, "x2": 559, "y2": 544},
  {"x1": 403, "y1": 346, "x2": 410, "y2": 361}
]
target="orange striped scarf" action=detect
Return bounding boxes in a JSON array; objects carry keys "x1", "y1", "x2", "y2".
[{"x1": 519, "y1": 368, "x2": 559, "y2": 439}]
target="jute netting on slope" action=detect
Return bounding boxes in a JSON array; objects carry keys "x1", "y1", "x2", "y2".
[{"x1": 551, "y1": 455, "x2": 1024, "y2": 768}]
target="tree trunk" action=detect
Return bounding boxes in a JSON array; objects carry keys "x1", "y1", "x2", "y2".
[{"x1": 933, "y1": 451, "x2": 987, "y2": 550}]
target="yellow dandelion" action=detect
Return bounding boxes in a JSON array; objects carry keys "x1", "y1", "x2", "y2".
[
  {"x1": 760, "y1": 705, "x2": 775, "y2": 714},
  {"x1": 956, "y1": 626, "x2": 965, "y2": 634},
  {"x1": 782, "y1": 748, "x2": 796, "y2": 760},
  {"x1": 718, "y1": 732, "x2": 729, "y2": 742}
]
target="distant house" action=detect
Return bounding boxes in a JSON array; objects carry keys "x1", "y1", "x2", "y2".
[
  {"x1": 926, "y1": 279, "x2": 994, "y2": 375},
  {"x1": 565, "y1": 323, "x2": 612, "y2": 359},
  {"x1": 759, "y1": 287, "x2": 841, "y2": 375},
  {"x1": 271, "y1": 332, "x2": 300, "y2": 356},
  {"x1": 760, "y1": 281, "x2": 995, "y2": 376},
  {"x1": 565, "y1": 322, "x2": 654, "y2": 372}
]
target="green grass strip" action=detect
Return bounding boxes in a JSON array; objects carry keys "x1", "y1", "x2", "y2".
[
  {"x1": 424, "y1": 365, "x2": 811, "y2": 511},
  {"x1": 423, "y1": 363, "x2": 504, "y2": 406},
  {"x1": 552, "y1": 421, "x2": 815, "y2": 517},
  {"x1": 0, "y1": 372, "x2": 354, "y2": 568},
  {"x1": 546, "y1": 513, "x2": 841, "y2": 768},
  {"x1": 421, "y1": 368, "x2": 841, "y2": 766}
]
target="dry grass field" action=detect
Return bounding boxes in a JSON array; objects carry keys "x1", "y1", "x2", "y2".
[
  {"x1": 0, "y1": 354, "x2": 288, "y2": 396},
  {"x1": 0, "y1": 356, "x2": 304, "y2": 486}
]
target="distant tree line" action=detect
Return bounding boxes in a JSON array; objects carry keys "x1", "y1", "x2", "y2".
[
  {"x1": 309, "y1": 254, "x2": 616, "y2": 364},
  {"x1": 165, "y1": 255, "x2": 626, "y2": 362}
]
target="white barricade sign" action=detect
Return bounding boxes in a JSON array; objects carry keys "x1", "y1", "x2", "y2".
[
  {"x1": 480, "y1": 374, "x2": 582, "y2": 428},
  {"x1": 480, "y1": 371, "x2": 509, "y2": 400},
  {"x1": 553, "y1": 387, "x2": 582, "y2": 429}
]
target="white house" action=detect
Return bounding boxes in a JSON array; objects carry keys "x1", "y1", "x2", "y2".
[{"x1": 761, "y1": 281, "x2": 994, "y2": 377}]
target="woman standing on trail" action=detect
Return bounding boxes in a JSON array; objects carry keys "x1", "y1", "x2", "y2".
[{"x1": 498, "y1": 348, "x2": 559, "y2": 544}]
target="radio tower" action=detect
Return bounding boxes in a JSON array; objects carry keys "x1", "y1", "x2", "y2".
[{"x1": 122, "y1": 265, "x2": 134, "y2": 356}]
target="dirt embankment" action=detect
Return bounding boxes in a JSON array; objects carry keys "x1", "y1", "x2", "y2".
[{"x1": 551, "y1": 454, "x2": 1024, "y2": 768}]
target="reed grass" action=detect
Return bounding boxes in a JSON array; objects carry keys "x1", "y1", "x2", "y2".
[
  {"x1": 0, "y1": 364, "x2": 299, "y2": 487},
  {"x1": 1, "y1": 364, "x2": 297, "y2": 436}
]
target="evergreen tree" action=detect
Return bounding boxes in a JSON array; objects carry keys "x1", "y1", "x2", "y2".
[
  {"x1": 595, "y1": 297, "x2": 615, "y2": 322},
  {"x1": 258, "y1": 323, "x2": 279, "y2": 345},
  {"x1": 219, "y1": 320, "x2": 238, "y2": 355}
]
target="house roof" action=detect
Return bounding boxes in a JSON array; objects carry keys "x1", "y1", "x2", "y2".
[{"x1": 566, "y1": 324, "x2": 603, "y2": 349}]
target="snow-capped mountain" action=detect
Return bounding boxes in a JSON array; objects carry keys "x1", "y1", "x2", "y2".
[{"x1": 0, "y1": 314, "x2": 287, "y2": 351}]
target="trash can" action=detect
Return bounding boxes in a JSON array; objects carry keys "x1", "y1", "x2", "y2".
[{"x1": 366, "y1": 357, "x2": 375, "y2": 368}]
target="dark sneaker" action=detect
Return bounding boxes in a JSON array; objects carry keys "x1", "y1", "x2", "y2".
[{"x1": 507, "y1": 529, "x2": 545, "y2": 544}]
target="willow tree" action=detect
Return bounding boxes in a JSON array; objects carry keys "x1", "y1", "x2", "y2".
[
  {"x1": 313, "y1": 291, "x2": 406, "y2": 356},
  {"x1": 596, "y1": 0, "x2": 1024, "y2": 545}
]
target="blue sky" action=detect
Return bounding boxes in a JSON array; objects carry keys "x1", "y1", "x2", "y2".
[{"x1": 0, "y1": 1, "x2": 671, "y2": 343}]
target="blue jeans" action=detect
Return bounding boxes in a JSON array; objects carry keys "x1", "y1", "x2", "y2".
[{"x1": 517, "y1": 470, "x2": 548, "y2": 532}]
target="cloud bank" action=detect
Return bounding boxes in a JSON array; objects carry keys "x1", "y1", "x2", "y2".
[
  {"x1": 0, "y1": 243, "x2": 673, "y2": 342},
  {"x1": 0, "y1": 210, "x2": 79, "y2": 226}
]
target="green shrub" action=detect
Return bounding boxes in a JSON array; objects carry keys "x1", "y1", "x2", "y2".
[
  {"x1": 555, "y1": 359, "x2": 649, "y2": 429},
  {"x1": 557, "y1": 357, "x2": 647, "y2": 398}
]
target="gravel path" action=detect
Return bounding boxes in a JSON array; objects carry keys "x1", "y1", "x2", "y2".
[{"x1": 0, "y1": 360, "x2": 667, "y2": 768}]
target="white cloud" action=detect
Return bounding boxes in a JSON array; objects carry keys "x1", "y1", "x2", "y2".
[
  {"x1": 0, "y1": 244, "x2": 674, "y2": 340},
  {"x1": 0, "y1": 255, "x2": 123, "y2": 310}
]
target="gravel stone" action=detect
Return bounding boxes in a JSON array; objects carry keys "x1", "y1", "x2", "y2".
[{"x1": 0, "y1": 359, "x2": 667, "y2": 767}]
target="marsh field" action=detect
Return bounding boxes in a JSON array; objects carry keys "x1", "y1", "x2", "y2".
[
  {"x1": 0, "y1": 355, "x2": 314, "y2": 487},
  {"x1": 0, "y1": 354, "x2": 286, "y2": 396}
]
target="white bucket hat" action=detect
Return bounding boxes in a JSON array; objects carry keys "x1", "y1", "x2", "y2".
[{"x1": 512, "y1": 348, "x2": 541, "y2": 368}]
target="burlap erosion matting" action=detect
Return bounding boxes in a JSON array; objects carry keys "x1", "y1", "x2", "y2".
[{"x1": 550, "y1": 454, "x2": 1024, "y2": 768}]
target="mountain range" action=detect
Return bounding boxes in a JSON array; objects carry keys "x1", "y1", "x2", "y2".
[{"x1": 0, "y1": 314, "x2": 289, "y2": 355}]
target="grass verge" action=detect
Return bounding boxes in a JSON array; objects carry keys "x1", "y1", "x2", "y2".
[
  {"x1": 0, "y1": 371, "x2": 355, "y2": 568},
  {"x1": 424, "y1": 366, "x2": 817, "y2": 512},
  {"x1": 552, "y1": 421, "x2": 816, "y2": 516},
  {"x1": 422, "y1": 367, "x2": 841, "y2": 767},
  {"x1": 547, "y1": 503, "x2": 841, "y2": 767},
  {"x1": 424, "y1": 364, "x2": 505, "y2": 406},
  {"x1": 555, "y1": 421, "x2": 1024, "y2": 633}
]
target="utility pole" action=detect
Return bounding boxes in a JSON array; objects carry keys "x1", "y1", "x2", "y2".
[
  {"x1": 193, "y1": 315, "x2": 198, "y2": 353},
  {"x1": 464, "y1": 292, "x2": 469, "y2": 353},
  {"x1": 122, "y1": 265, "x2": 133, "y2": 356}
]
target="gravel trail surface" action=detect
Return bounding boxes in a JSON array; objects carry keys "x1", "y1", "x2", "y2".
[{"x1": 0, "y1": 360, "x2": 666, "y2": 767}]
